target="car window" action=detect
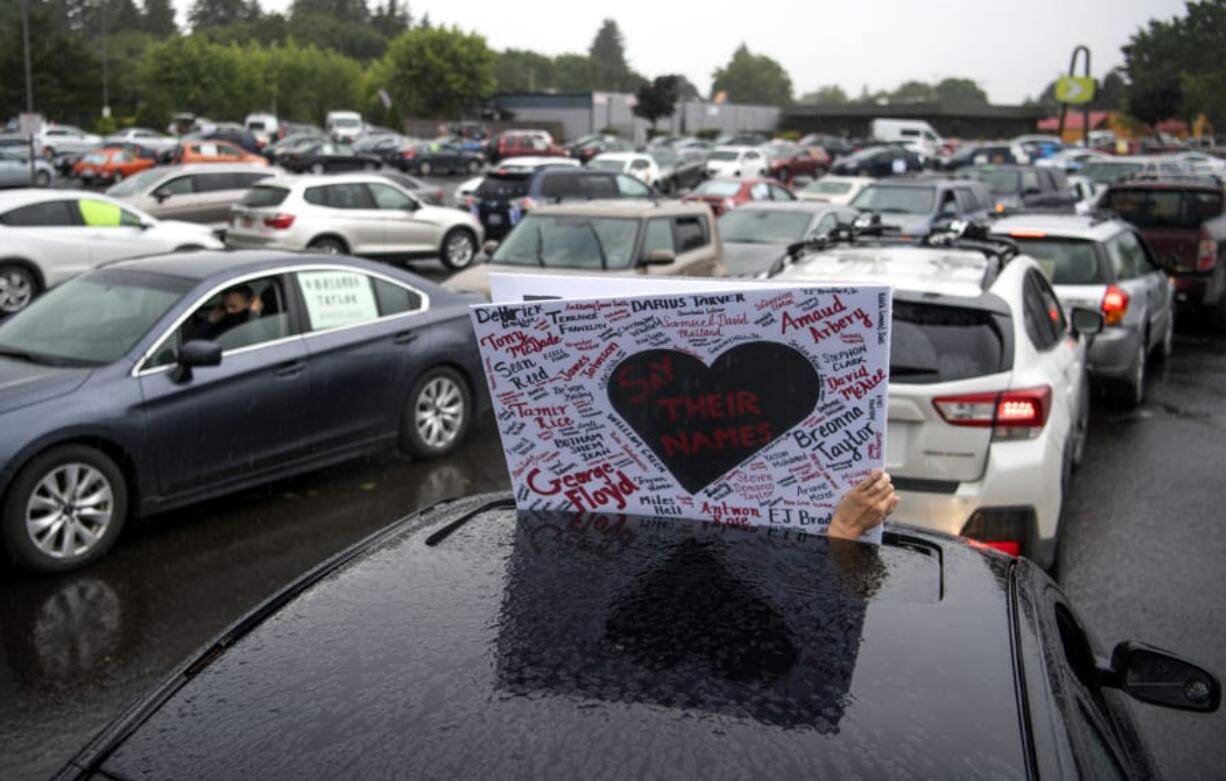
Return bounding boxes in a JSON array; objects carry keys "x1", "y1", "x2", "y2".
[
  {"x1": 1105, "y1": 236, "x2": 1137, "y2": 280},
  {"x1": 1011, "y1": 238, "x2": 1108, "y2": 285},
  {"x1": 371, "y1": 277, "x2": 424, "y2": 316},
  {"x1": 938, "y1": 191, "x2": 958, "y2": 217},
  {"x1": 0, "y1": 199, "x2": 80, "y2": 226},
  {"x1": 640, "y1": 218, "x2": 674, "y2": 258},
  {"x1": 1023, "y1": 270, "x2": 1063, "y2": 349},
  {"x1": 150, "y1": 276, "x2": 292, "y2": 368},
  {"x1": 324, "y1": 183, "x2": 376, "y2": 210},
  {"x1": 615, "y1": 175, "x2": 651, "y2": 197},
  {"x1": 78, "y1": 199, "x2": 143, "y2": 227},
  {"x1": 674, "y1": 216, "x2": 708, "y2": 253},
  {"x1": 1114, "y1": 231, "x2": 1153, "y2": 279},
  {"x1": 236, "y1": 172, "x2": 272, "y2": 187},
  {"x1": 954, "y1": 188, "x2": 975, "y2": 212},
  {"x1": 195, "y1": 172, "x2": 238, "y2": 193},
  {"x1": 369, "y1": 183, "x2": 415, "y2": 210},
  {"x1": 297, "y1": 270, "x2": 393, "y2": 331},
  {"x1": 769, "y1": 185, "x2": 794, "y2": 201},
  {"x1": 1020, "y1": 170, "x2": 1041, "y2": 192},
  {"x1": 156, "y1": 176, "x2": 194, "y2": 197},
  {"x1": 749, "y1": 182, "x2": 769, "y2": 200},
  {"x1": 890, "y1": 300, "x2": 1007, "y2": 383}
]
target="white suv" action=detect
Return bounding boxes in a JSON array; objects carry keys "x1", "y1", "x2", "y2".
[
  {"x1": 705, "y1": 145, "x2": 768, "y2": 179},
  {"x1": 774, "y1": 226, "x2": 1103, "y2": 568}
]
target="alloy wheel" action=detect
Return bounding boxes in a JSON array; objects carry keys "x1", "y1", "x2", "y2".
[
  {"x1": 0, "y1": 266, "x2": 36, "y2": 314},
  {"x1": 445, "y1": 232, "x2": 475, "y2": 268},
  {"x1": 25, "y1": 463, "x2": 115, "y2": 560},
  {"x1": 414, "y1": 376, "x2": 465, "y2": 450}
]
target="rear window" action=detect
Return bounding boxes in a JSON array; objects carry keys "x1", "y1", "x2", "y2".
[
  {"x1": 539, "y1": 174, "x2": 618, "y2": 200},
  {"x1": 1101, "y1": 188, "x2": 1223, "y2": 230},
  {"x1": 890, "y1": 301, "x2": 1007, "y2": 383},
  {"x1": 240, "y1": 186, "x2": 290, "y2": 207},
  {"x1": 851, "y1": 185, "x2": 935, "y2": 215},
  {"x1": 477, "y1": 175, "x2": 530, "y2": 200},
  {"x1": 1011, "y1": 238, "x2": 1107, "y2": 285}
]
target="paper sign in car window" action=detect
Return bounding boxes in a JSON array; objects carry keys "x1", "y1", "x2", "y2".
[
  {"x1": 299, "y1": 271, "x2": 379, "y2": 330},
  {"x1": 471, "y1": 285, "x2": 892, "y2": 541},
  {"x1": 78, "y1": 199, "x2": 123, "y2": 226}
]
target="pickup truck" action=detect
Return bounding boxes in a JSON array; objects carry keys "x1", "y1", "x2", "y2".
[{"x1": 1100, "y1": 177, "x2": 1226, "y2": 328}]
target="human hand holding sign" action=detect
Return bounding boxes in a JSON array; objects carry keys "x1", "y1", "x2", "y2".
[{"x1": 827, "y1": 470, "x2": 898, "y2": 540}]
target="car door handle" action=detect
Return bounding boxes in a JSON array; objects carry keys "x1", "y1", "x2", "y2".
[
  {"x1": 393, "y1": 330, "x2": 418, "y2": 345},
  {"x1": 274, "y1": 360, "x2": 306, "y2": 378}
]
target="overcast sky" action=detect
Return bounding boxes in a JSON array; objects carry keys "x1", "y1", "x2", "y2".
[{"x1": 182, "y1": 0, "x2": 1188, "y2": 103}]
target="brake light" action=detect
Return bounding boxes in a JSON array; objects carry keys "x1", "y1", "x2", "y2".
[
  {"x1": 263, "y1": 213, "x2": 295, "y2": 230},
  {"x1": 1101, "y1": 284, "x2": 1129, "y2": 327},
  {"x1": 1198, "y1": 237, "x2": 1218, "y2": 271},
  {"x1": 982, "y1": 540, "x2": 1022, "y2": 556},
  {"x1": 401, "y1": 149, "x2": 416, "y2": 159},
  {"x1": 933, "y1": 386, "x2": 1051, "y2": 439},
  {"x1": 1008, "y1": 229, "x2": 1047, "y2": 238}
]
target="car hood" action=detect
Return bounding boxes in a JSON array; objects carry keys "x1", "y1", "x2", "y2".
[
  {"x1": 722, "y1": 241, "x2": 788, "y2": 277},
  {"x1": 0, "y1": 357, "x2": 91, "y2": 416},
  {"x1": 873, "y1": 213, "x2": 935, "y2": 236}
]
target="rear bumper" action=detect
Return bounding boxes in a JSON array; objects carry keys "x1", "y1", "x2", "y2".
[
  {"x1": 1085, "y1": 326, "x2": 1141, "y2": 379},
  {"x1": 889, "y1": 432, "x2": 1063, "y2": 555},
  {"x1": 1171, "y1": 271, "x2": 1223, "y2": 309}
]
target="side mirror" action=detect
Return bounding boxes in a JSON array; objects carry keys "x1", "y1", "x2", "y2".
[
  {"x1": 154, "y1": 191, "x2": 170, "y2": 203},
  {"x1": 483, "y1": 240, "x2": 499, "y2": 256},
  {"x1": 643, "y1": 248, "x2": 675, "y2": 265},
  {"x1": 1070, "y1": 307, "x2": 1104, "y2": 337},
  {"x1": 1102, "y1": 641, "x2": 1220, "y2": 713},
  {"x1": 171, "y1": 339, "x2": 221, "y2": 383}
]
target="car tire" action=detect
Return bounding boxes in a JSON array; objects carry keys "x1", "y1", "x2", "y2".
[
  {"x1": 1070, "y1": 374, "x2": 1090, "y2": 470},
  {"x1": 311, "y1": 163, "x2": 325, "y2": 175},
  {"x1": 467, "y1": 159, "x2": 480, "y2": 175},
  {"x1": 0, "y1": 263, "x2": 40, "y2": 315},
  {"x1": 1116, "y1": 333, "x2": 1148, "y2": 408},
  {"x1": 308, "y1": 236, "x2": 347, "y2": 255},
  {"x1": 1, "y1": 445, "x2": 129, "y2": 573},
  {"x1": 34, "y1": 169, "x2": 51, "y2": 187},
  {"x1": 1155, "y1": 311, "x2": 1175, "y2": 362},
  {"x1": 399, "y1": 367, "x2": 471, "y2": 459},
  {"x1": 418, "y1": 161, "x2": 432, "y2": 177},
  {"x1": 440, "y1": 228, "x2": 477, "y2": 270}
]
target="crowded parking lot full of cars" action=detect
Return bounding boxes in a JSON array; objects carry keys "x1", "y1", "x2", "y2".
[{"x1": 2, "y1": 104, "x2": 1226, "y2": 780}]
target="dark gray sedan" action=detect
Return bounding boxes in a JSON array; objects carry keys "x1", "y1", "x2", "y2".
[
  {"x1": 0, "y1": 251, "x2": 488, "y2": 573},
  {"x1": 718, "y1": 201, "x2": 858, "y2": 277}
]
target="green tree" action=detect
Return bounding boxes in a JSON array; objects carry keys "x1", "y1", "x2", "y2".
[
  {"x1": 1128, "y1": 78, "x2": 1183, "y2": 138},
  {"x1": 142, "y1": 0, "x2": 178, "y2": 34},
  {"x1": 934, "y1": 77, "x2": 987, "y2": 106},
  {"x1": 368, "y1": 25, "x2": 494, "y2": 118},
  {"x1": 291, "y1": 0, "x2": 368, "y2": 21},
  {"x1": 889, "y1": 80, "x2": 934, "y2": 104},
  {"x1": 0, "y1": 1, "x2": 102, "y2": 124},
  {"x1": 799, "y1": 84, "x2": 848, "y2": 104},
  {"x1": 633, "y1": 75, "x2": 679, "y2": 128},
  {"x1": 552, "y1": 53, "x2": 598, "y2": 91},
  {"x1": 288, "y1": 13, "x2": 387, "y2": 60},
  {"x1": 586, "y1": 18, "x2": 641, "y2": 91},
  {"x1": 1123, "y1": 0, "x2": 1226, "y2": 128},
  {"x1": 711, "y1": 44, "x2": 792, "y2": 106},
  {"x1": 494, "y1": 49, "x2": 556, "y2": 92},
  {"x1": 189, "y1": 0, "x2": 254, "y2": 30}
]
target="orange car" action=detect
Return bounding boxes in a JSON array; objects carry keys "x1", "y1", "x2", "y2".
[
  {"x1": 175, "y1": 140, "x2": 268, "y2": 166},
  {"x1": 72, "y1": 146, "x2": 157, "y2": 185}
]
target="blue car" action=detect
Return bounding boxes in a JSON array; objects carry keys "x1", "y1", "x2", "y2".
[{"x1": 0, "y1": 251, "x2": 488, "y2": 573}]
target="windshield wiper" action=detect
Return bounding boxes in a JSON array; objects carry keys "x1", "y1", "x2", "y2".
[{"x1": 583, "y1": 222, "x2": 609, "y2": 269}]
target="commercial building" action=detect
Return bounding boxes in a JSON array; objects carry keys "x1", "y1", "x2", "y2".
[{"x1": 781, "y1": 102, "x2": 1049, "y2": 140}]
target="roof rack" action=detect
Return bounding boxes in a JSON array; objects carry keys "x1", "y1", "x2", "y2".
[
  {"x1": 1119, "y1": 172, "x2": 1224, "y2": 187},
  {"x1": 786, "y1": 214, "x2": 1019, "y2": 263}
]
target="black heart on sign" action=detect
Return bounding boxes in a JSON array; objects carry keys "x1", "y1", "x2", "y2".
[{"x1": 607, "y1": 343, "x2": 821, "y2": 494}]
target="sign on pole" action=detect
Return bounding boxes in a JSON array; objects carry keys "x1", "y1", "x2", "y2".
[{"x1": 1055, "y1": 76, "x2": 1096, "y2": 105}]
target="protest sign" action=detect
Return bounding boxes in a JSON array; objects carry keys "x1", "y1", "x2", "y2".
[{"x1": 471, "y1": 284, "x2": 891, "y2": 540}]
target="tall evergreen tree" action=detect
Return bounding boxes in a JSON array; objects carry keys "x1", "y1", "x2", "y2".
[
  {"x1": 142, "y1": 0, "x2": 178, "y2": 34},
  {"x1": 189, "y1": 0, "x2": 251, "y2": 30}
]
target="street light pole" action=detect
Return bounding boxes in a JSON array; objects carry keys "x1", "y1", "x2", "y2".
[{"x1": 101, "y1": 0, "x2": 111, "y2": 119}]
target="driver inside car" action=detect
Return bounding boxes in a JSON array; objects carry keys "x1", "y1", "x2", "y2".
[{"x1": 198, "y1": 284, "x2": 263, "y2": 341}]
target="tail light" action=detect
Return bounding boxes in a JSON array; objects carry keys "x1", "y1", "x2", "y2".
[
  {"x1": 933, "y1": 386, "x2": 1051, "y2": 440},
  {"x1": 263, "y1": 213, "x2": 295, "y2": 230},
  {"x1": 401, "y1": 149, "x2": 416, "y2": 159},
  {"x1": 961, "y1": 508, "x2": 1032, "y2": 557},
  {"x1": 1198, "y1": 235, "x2": 1218, "y2": 271},
  {"x1": 1101, "y1": 284, "x2": 1129, "y2": 327}
]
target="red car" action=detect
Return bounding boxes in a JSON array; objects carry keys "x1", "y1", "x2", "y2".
[
  {"x1": 682, "y1": 177, "x2": 795, "y2": 217},
  {"x1": 71, "y1": 145, "x2": 158, "y2": 185},
  {"x1": 489, "y1": 131, "x2": 566, "y2": 164},
  {"x1": 765, "y1": 142, "x2": 831, "y2": 185}
]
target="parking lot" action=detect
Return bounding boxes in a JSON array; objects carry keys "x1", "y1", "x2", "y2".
[{"x1": 0, "y1": 309, "x2": 1221, "y2": 779}]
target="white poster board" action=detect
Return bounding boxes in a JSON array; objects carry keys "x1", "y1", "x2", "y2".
[
  {"x1": 298, "y1": 270, "x2": 379, "y2": 330},
  {"x1": 471, "y1": 284, "x2": 892, "y2": 540}
]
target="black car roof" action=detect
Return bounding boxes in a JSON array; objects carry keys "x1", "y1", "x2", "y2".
[{"x1": 75, "y1": 494, "x2": 1030, "y2": 779}]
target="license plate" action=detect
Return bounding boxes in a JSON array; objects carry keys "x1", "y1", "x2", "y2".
[{"x1": 488, "y1": 214, "x2": 502, "y2": 225}]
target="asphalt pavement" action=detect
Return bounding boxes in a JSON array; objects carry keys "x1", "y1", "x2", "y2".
[{"x1": 1, "y1": 175, "x2": 1224, "y2": 778}]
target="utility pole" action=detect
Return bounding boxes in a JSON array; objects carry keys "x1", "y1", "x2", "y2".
[
  {"x1": 101, "y1": 0, "x2": 111, "y2": 119},
  {"x1": 22, "y1": 0, "x2": 36, "y2": 184}
]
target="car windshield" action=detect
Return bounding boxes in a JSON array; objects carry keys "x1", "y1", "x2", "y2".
[
  {"x1": 1081, "y1": 161, "x2": 1144, "y2": 185},
  {"x1": 649, "y1": 150, "x2": 678, "y2": 166},
  {"x1": 694, "y1": 180, "x2": 742, "y2": 197},
  {"x1": 804, "y1": 180, "x2": 853, "y2": 195},
  {"x1": 851, "y1": 185, "x2": 935, "y2": 214},
  {"x1": 588, "y1": 160, "x2": 625, "y2": 172},
  {"x1": 708, "y1": 151, "x2": 739, "y2": 161},
  {"x1": 0, "y1": 270, "x2": 189, "y2": 366},
  {"x1": 966, "y1": 169, "x2": 1022, "y2": 195},
  {"x1": 719, "y1": 209, "x2": 815, "y2": 244},
  {"x1": 332, "y1": 118, "x2": 361, "y2": 128},
  {"x1": 1101, "y1": 188, "x2": 1223, "y2": 230},
  {"x1": 1010, "y1": 237, "x2": 1108, "y2": 285},
  {"x1": 492, "y1": 215, "x2": 641, "y2": 270},
  {"x1": 107, "y1": 168, "x2": 166, "y2": 196},
  {"x1": 82, "y1": 152, "x2": 108, "y2": 164}
]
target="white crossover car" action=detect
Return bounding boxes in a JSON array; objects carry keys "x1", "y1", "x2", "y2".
[
  {"x1": 776, "y1": 225, "x2": 1104, "y2": 568},
  {"x1": 704, "y1": 145, "x2": 769, "y2": 179},
  {"x1": 0, "y1": 190, "x2": 223, "y2": 315}
]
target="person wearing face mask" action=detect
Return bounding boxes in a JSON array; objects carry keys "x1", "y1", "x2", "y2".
[{"x1": 199, "y1": 284, "x2": 264, "y2": 341}]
